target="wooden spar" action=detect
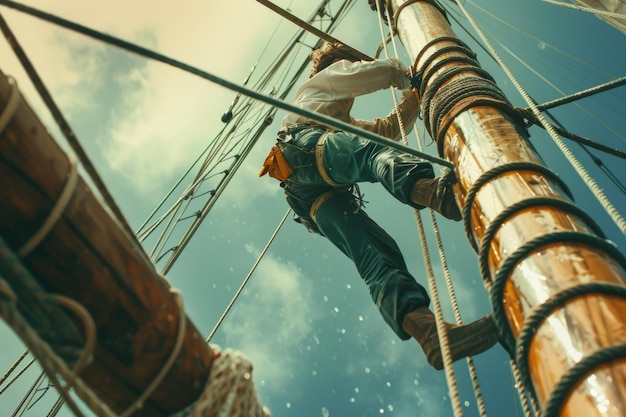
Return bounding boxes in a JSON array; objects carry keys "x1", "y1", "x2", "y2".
[
  {"x1": 377, "y1": 1, "x2": 626, "y2": 416},
  {"x1": 0, "y1": 70, "x2": 215, "y2": 416},
  {"x1": 256, "y1": 0, "x2": 374, "y2": 61}
]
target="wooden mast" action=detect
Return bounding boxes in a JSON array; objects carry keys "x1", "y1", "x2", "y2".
[
  {"x1": 372, "y1": 1, "x2": 626, "y2": 416},
  {"x1": 0, "y1": 70, "x2": 215, "y2": 416}
]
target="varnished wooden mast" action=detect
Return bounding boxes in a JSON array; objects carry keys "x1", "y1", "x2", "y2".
[
  {"x1": 0, "y1": 70, "x2": 215, "y2": 416},
  {"x1": 374, "y1": 1, "x2": 626, "y2": 416}
]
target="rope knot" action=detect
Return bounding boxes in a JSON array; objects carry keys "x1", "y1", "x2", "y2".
[{"x1": 515, "y1": 107, "x2": 537, "y2": 128}]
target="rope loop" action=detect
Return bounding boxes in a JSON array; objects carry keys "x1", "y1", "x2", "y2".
[
  {"x1": 543, "y1": 342, "x2": 626, "y2": 417},
  {"x1": 411, "y1": 36, "x2": 515, "y2": 149},
  {"x1": 413, "y1": 37, "x2": 472, "y2": 74},
  {"x1": 425, "y1": 74, "x2": 508, "y2": 147},
  {"x1": 514, "y1": 106, "x2": 537, "y2": 128},
  {"x1": 0, "y1": 76, "x2": 20, "y2": 135},
  {"x1": 41, "y1": 294, "x2": 98, "y2": 411},
  {"x1": 18, "y1": 155, "x2": 79, "y2": 257},
  {"x1": 368, "y1": 0, "x2": 449, "y2": 31},
  {"x1": 515, "y1": 283, "x2": 626, "y2": 417},
  {"x1": 436, "y1": 97, "x2": 523, "y2": 156},
  {"x1": 462, "y1": 162, "x2": 573, "y2": 252},
  {"x1": 477, "y1": 196, "x2": 606, "y2": 286},
  {"x1": 120, "y1": 289, "x2": 187, "y2": 417},
  {"x1": 392, "y1": 0, "x2": 449, "y2": 33},
  {"x1": 417, "y1": 48, "x2": 481, "y2": 98},
  {"x1": 489, "y1": 231, "x2": 626, "y2": 356},
  {"x1": 50, "y1": 295, "x2": 97, "y2": 381}
]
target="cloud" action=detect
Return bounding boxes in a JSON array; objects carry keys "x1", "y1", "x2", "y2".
[
  {"x1": 2, "y1": 0, "x2": 297, "y2": 196},
  {"x1": 219, "y1": 251, "x2": 318, "y2": 387}
]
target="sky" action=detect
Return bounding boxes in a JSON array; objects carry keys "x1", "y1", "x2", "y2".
[{"x1": 0, "y1": 0, "x2": 625, "y2": 416}]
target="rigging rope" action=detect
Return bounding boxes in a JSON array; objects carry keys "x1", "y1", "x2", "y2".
[
  {"x1": 12, "y1": 370, "x2": 46, "y2": 417},
  {"x1": 445, "y1": 1, "x2": 626, "y2": 416},
  {"x1": 488, "y1": 37, "x2": 626, "y2": 144},
  {"x1": 541, "y1": 0, "x2": 626, "y2": 33},
  {"x1": 416, "y1": 130, "x2": 490, "y2": 417},
  {"x1": 1, "y1": 0, "x2": 621, "y2": 416},
  {"x1": 478, "y1": 34, "x2": 626, "y2": 193},
  {"x1": 445, "y1": 0, "x2": 626, "y2": 202},
  {"x1": 372, "y1": 3, "x2": 489, "y2": 416},
  {"x1": 46, "y1": 396, "x2": 64, "y2": 417},
  {"x1": 0, "y1": 349, "x2": 27, "y2": 390},
  {"x1": 465, "y1": 0, "x2": 618, "y2": 79},
  {"x1": 454, "y1": 0, "x2": 626, "y2": 236},
  {"x1": 0, "y1": 0, "x2": 452, "y2": 169},
  {"x1": 206, "y1": 209, "x2": 291, "y2": 343},
  {"x1": 0, "y1": 357, "x2": 35, "y2": 396}
]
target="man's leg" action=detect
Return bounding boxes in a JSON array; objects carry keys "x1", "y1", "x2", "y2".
[
  {"x1": 321, "y1": 132, "x2": 461, "y2": 220},
  {"x1": 313, "y1": 192, "x2": 430, "y2": 339},
  {"x1": 313, "y1": 192, "x2": 498, "y2": 369},
  {"x1": 410, "y1": 169, "x2": 462, "y2": 220}
]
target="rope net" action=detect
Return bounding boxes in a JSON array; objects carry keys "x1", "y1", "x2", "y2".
[{"x1": 170, "y1": 348, "x2": 270, "y2": 417}]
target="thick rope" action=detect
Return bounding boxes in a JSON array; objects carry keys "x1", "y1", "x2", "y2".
[
  {"x1": 511, "y1": 360, "x2": 540, "y2": 417},
  {"x1": 416, "y1": 125, "x2": 489, "y2": 417},
  {"x1": 0, "y1": 281, "x2": 104, "y2": 417},
  {"x1": 412, "y1": 137, "x2": 468, "y2": 413},
  {"x1": 48, "y1": 295, "x2": 96, "y2": 390},
  {"x1": 0, "y1": 238, "x2": 84, "y2": 363},
  {"x1": 534, "y1": 76, "x2": 626, "y2": 114},
  {"x1": 1, "y1": 274, "x2": 265, "y2": 417}
]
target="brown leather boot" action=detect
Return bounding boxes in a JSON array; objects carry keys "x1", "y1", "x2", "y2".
[
  {"x1": 402, "y1": 307, "x2": 498, "y2": 370},
  {"x1": 410, "y1": 170, "x2": 462, "y2": 221}
]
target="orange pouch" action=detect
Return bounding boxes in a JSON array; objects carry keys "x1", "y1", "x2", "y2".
[{"x1": 258, "y1": 144, "x2": 294, "y2": 181}]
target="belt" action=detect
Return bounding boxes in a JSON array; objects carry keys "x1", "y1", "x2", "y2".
[
  {"x1": 309, "y1": 186, "x2": 351, "y2": 224},
  {"x1": 277, "y1": 123, "x2": 324, "y2": 141},
  {"x1": 314, "y1": 131, "x2": 342, "y2": 187}
]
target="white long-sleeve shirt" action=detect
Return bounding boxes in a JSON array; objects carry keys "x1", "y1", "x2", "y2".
[{"x1": 281, "y1": 57, "x2": 419, "y2": 141}]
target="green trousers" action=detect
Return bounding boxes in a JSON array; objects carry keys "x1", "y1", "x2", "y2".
[{"x1": 279, "y1": 126, "x2": 433, "y2": 339}]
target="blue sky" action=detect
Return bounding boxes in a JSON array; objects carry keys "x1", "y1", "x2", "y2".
[{"x1": 0, "y1": 1, "x2": 624, "y2": 416}]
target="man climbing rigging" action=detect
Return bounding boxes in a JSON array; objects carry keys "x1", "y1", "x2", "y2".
[{"x1": 259, "y1": 42, "x2": 498, "y2": 370}]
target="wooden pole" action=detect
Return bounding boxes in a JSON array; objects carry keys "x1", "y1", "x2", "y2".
[
  {"x1": 377, "y1": 1, "x2": 626, "y2": 416},
  {"x1": 0, "y1": 70, "x2": 215, "y2": 416}
]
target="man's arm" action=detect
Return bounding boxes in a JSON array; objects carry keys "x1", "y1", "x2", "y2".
[
  {"x1": 304, "y1": 58, "x2": 411, "y2": 100},
  {"x1": 352, "y1": 90, "x2": 420, "y2": 141}
]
